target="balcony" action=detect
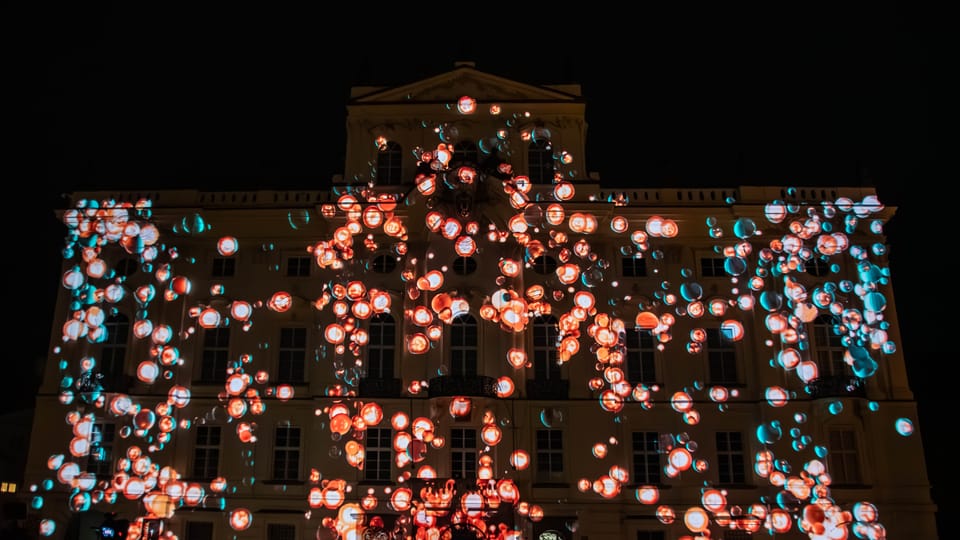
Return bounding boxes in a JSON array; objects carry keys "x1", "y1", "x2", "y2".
[
  {"x1": 359, "y1": 377, "x2": 404, "y2": 398},
  {"x1": 805, "y1": 375, "x2": 866, "y2": 399},
  {"x1": 526, "y1": 378, "x2": 570, "y2": 400},
  {"x1": 428, "y1": 376, "x2": 498, "y2": 398}
]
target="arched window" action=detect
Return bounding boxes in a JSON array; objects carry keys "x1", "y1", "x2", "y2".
[
  {"x1": 812, "y1": 314, "x2": 846, "y2": 376},
  {"x1": 376, "y1": 141, "x2": 403, "y2": 185},
  {"x1": 450, "y1": 314, "x2": 478, "y2": 377},
  {"x1": 533, "y1": 315, "x2": 561, "y2": 380},
  {"x1": 528, "y1": 139, "x2": 554, "y2": 184},
  {"x1": 453, "y1": 141, "x2": 479, "y2": 165},
  {"x1": 100, "y1": 314, "x2": 129, "y2": 389},
  {"x1": 367, "y1": 313, "x2": 395, "y2": 379}
]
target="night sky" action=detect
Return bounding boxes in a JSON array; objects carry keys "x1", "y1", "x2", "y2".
[{"x1": 10, "y1": 3, "x2": 948, "y2": 535}]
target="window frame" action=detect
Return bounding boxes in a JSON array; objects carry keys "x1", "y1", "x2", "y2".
[
  {"x1": 812, "y1": 314, "x2": 847, "y2": 377},
  {"x1": 192, "y1": 425, "x2": 221, "y2": 481},
  {"x1": 827, "y1": 427, "x2": 863, "y2": 485},
  {"x1": 363, "y1": 427, "x2": 393, "y2": 482},
  {"x1": 621, "y1": 256, "x2": 648, "y2": 278},
  {"x1": 706, "y1": 327, "x2": 739, "y2": 386},
  {"x1": 199, "y1": 327, "x2": 231, "y2": 384},
  {"x1": 365, "y1": 312, "x2": 396, "y2": 379},
  {"x1": 285, "y1": 255, "x2": 312, "y2": 277},
  {"x1": 450, "y1": 313, "x2": 478, "y2": 378},
  {"x1": 376, "y1": 140, "x2": 403, "y2": 185},
  {"x1": 450, "y1": 427, "x2": 478, "y2": 480},
  {"x1": 535, "y1": 429, "x2": 564, "y2": 482},
  {"x1": 88, "y1": 421, "x2": 116, "y2": 478},
  {"x1": 527, "y1": 139, "x2": 554, "y2": 185},
  {"x1": 211, "y1": 257, "x2": 236, "y2": 277},
  {"x1": 700, "y1": 256, "x2": 727, "y2": 278},
  {"x1": 715, "y1": 431, "x2": 747, "y2": 485},
  {"x1": 533, "y1": 315, "x2": 561, "y2": 381},
  {"x1": 631, "y1": 431, "x2": 661, "y2": 485},
  {"x1": 277, "y1": 327, "x2": 307, "y2": 384},
  {"x1": 273, "y1": 425, "x2": 301, "y2": 482},
  {"x1": 625, "y1": 328, "x2": 657, "y2": 385}
]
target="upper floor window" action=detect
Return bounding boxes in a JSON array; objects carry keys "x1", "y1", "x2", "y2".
[
  {"x1": 450, "y1": 314, "x2": 478, "y2": 378},
  {"x1": 625, "y1": 329, "x2": 657, "y2": 384},
  {"x1": 533, "y1": 315, "x2": 561, "y2": 381},
  {"x1": 531, "y1": 255, "x2": 558, "y2": 275},
  {"x1": 716, "y1": 431, "x2": 746, "y2": 484},
  {"x1": 200, "y1": 327, "x2": 230, "y2": 384},
  {"x1": 212, "y1": 257, "x2": 235, "y2": 277},
  {"x1": 88, "y1": 422, "x2": 115, "y2": 478},
  {"x1": 706, "y1": 327, "x2": 738, "y2": 385},
  {"x1": 115, "y1": 258, "x2": 139, "y2": 278},
  {"x1": 528, "y1": 139, "x2": 554, "y2": 184},
  {"x1": 805, "y1": 257, "x2": 831, "y2": 277},
  {"x1": 700, "y1": 257, "x2": 727, "y2": 278},
  {"x1": 277, "y1": 328, "x2": 306, "y2": 384},
  {"x1": 631, "y1": 431, "x2": 661, "y2": 484},
  {"x1": 273, "y1": 425, "x2": 301, "y2": 481},
  {"x1": 376, "y1": 141, "x2": 403, "y2": 185},
  {"x1": 267, "y1": 524, "x2": 296, "y2": 540},
  {"x1": 101, "y1": 314, "x2": 129, "y2": 389},
  {"x1": 193, "y1": 426, "x2": 221, "y2": 481},
  {"x1": 185, "y1": 522, "x2": 214, "y2": 540},
  {"x1": 286, "y1": 255, "x2": 311, "y2": 277},
  {"x1": 622, "y1": 256, "x2": 648, "y2": 277},
  {"x1": 451, "y1": 428, "x2": 478, "y2": 479},
  {"x1": 364, "y1": 427, "x2": 393, "y2": 482},
  {"x1": 535, "y1": 429, "x2": 564, "y2": 481},
  {"x1": 366, "y1": 313, "x2": 395, "y2": 379},
  {"x1": 453, "y1": 141, "x2": 479, "y2": 164},
  {"x1": 812, "y1": 314, "x2": 846, "y2": 377},
  {"x1": 371, "y1": 254, "x2": 397, "y2": 274},
  {"x1": 637, "y1": 532, "x2": 666, "y2": 540},
  {"x1": 452, "y1": 256, "x2": 477, "y2": 275},
  {"x1": 828, "y1": 428, "x2": 862, "y2": 485}
]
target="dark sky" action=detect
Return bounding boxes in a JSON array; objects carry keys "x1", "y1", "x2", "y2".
[{"x1": 11, "y1": 2, "x2": 949, "y2": 533}]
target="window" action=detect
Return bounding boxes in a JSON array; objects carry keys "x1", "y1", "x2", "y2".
[
  {"x1": 828, "y1": 429, "x2": 862, "y2": 484},
  {"x1": 286, "y1": 255, "x2": 311, "y2": 277},
  {"x1": 631, "y1": 432, "x2": 660, "y2": 484},
  {"x1": 707, "y1": 328, "x2": 738, "y2": 385},
  {"x1": 267, "y1": 524, "x2": 296, "y2": 540},
  {"x1": 451, "y1": 428, "x2": 477, "y2": 479},
  {"x1": 625, "y1": 329, "x2": 656, "y2": 384},
  {"x1": 531, "y1": 255, "x2": 558, "y2": 275},
  {"x1": 637, "y1": 532, "x2": 665, "y2": 540},
  {"x1": 88, "y1": 422, "x2": 115, "y2": 478},
  {"x1": 450, "y1": 314, "x2": 478, "y2": 377},
  {"x1": 701, "y1": 257, "x2": 726, "y2": 278},
  {"x1": 199, "y1": 327, "x2": 230, "y2": 383},
  {"x1": 366, "y1": 313, "x2": 395, "y2": 379},
  {"x1": 185, "y1": 521, "x2": 213, "y2": 540},
  {"x1": 533, "y1": 316, "x2": 561, "y2": 380},
  {"x1": 376, "y1": 141, "x2": 403, "y2": 185},
  {"x1": 452, "y1": 256, "x2": 477, "y2": 275},
  {"x1": 211, "y1": 257, "x2": 235, "y2": 277},
  {"x1": 115, "y1": 258, "x2": 139, "y2": 278},
  {"x1": 193, "y1": 426, "x2": 220, "y2": 481},
  {"x1": 528, "y1": 139, "x2": 554, "y2": 184},
  {"x1": 277, "y1": 328, "x2": 306, "y2": 384},
  {"x1": 720, "y1": 531, "x2": 753, "y2": 540},
  {"x1": 371, "y1": 254, "x2": 397, "y2": 274},
  {"x1": 364, "y1": 428, "x2": 392, "y2": 482},
  {"x1": 716, "y1": 432, "x2": 746, "y2": 484},
  {"x1": 536, "y1": 429, "x2": 564, "y2": 481},
  {"x1": 806, "y1": 257, "x2": 831, "y2": 277},
  {"x1": 622, "y1": 256, "x2": 647, "y2": 277},
  {"x1": 273, "y1": 426, "x2": 300, "y2": 481},
  {"x1": 812, "y1": 315, "x2": 846, "y2": 377},
  {"x1": 453, "y1": 141, "x2": 479, "y2": 164},
  {"x1": 100, "y1": 314, "x2": 129, "y2": 389}
]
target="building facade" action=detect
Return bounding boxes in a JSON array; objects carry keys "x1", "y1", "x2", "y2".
[{"x1": 23, "y1": 65, "x2": 937, "y2": 539}]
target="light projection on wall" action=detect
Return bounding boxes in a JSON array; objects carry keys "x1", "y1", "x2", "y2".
[{"x1": 35, "y1": 96, "x2": 904, "y2": 540}]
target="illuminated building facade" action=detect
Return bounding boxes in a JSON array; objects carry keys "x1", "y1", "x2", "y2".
[{"x1": 23, "y1": 64, "x2": 937, "y2": 539}]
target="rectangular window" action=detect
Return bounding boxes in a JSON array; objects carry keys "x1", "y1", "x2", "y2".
[
  {"x1": 450, "y1": 318, "x2": 477, "y2": 378},
  {"x1": 716, "y1": 432, "x2": 746, "y2": 484},
  {"x1": 806, "y1": 257, "x2": 830, "y2": 277},
  {"x1": 536, "y1": 429, "x2": 564, "y2": 481},
  {"x1": 631, "y1": 431, "x2": 661, "y2": 484},
  {"x1": 185, "y1": 521, "x2": 214, "y2": 540},
  {"x1": 366, "y1": 314, "x2": 395, "y2": 379},
  {"x1": 101, "y1": 315, "x2": 129, "y2": 389},
  {"x1": 364, "y1": 428, "x2": 392, "y2": 482},
  {"x1": 88, "y1": 422, "x2": 115, "y2": 477},
  {"x1": 637, "y1": 532, "x2": 665, "y2": 540},
  {"x1": 707, "y1": 328, "x2": 738, "y2": 385},
  {"x1": 273, "y1": 426, "x2": 301, "y2": 481},
  {"x1": 267, "y1": 524, "x2": 296, "y2": 540},
  {"x1": 533, "y1": 318, "x2": 561, "y2": 380},
  {"x1": 193, "y1": 426, "x2": 220, "y2": 481},
  {"x1": 211, "y1": 257, "x2": 235, "y2": 277},
  {"x1": 286, "y1": 256, "x2": 311, "y2": 277},
  {"x1": 451, "y1": 428, "x2": 477, "y2": 479},
  {"x1": 813, "y1": 318, "x2": 847, "y2": 376},
  {"x1": 828, "y1": 429, "x2": 862, "y2": 484},
  {"x1": 200, "y1": 327, "x2": 230, "y2": 383},
  {"x1": 277, "y1": 327, "x2": 306, "y2": 384},
  {"x1": 626, "y1": 329, "x2": 657, "y2": 384},
  {"x1": 622, "y1": 256, "x2": 648, "y2": 277},
  {"x1": 701, "y1": 257, "x2": 726, "y2": 278}
]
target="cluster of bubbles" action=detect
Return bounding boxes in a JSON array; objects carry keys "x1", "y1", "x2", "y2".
[{"x1": 33, "y1": 96, "x2": 910, "y2": 540}]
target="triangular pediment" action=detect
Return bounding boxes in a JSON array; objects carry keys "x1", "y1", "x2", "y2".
[{"x1": 351, "y1": 65, "x2": 580, "y2": 104}]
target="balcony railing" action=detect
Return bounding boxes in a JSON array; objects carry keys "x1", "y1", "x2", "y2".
[
  {"x1": 805, "y1": 375, "x2": 866, "y2": 399},
  {"x1": 428, "y1": 376, "x2": 498, "y2": 398},
  {"x1": 526, "y1": 378, "x2": 570, "y2": 400},
  {"x1": 359, "y1": 377, "x2": 404, "y2": 398}
]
